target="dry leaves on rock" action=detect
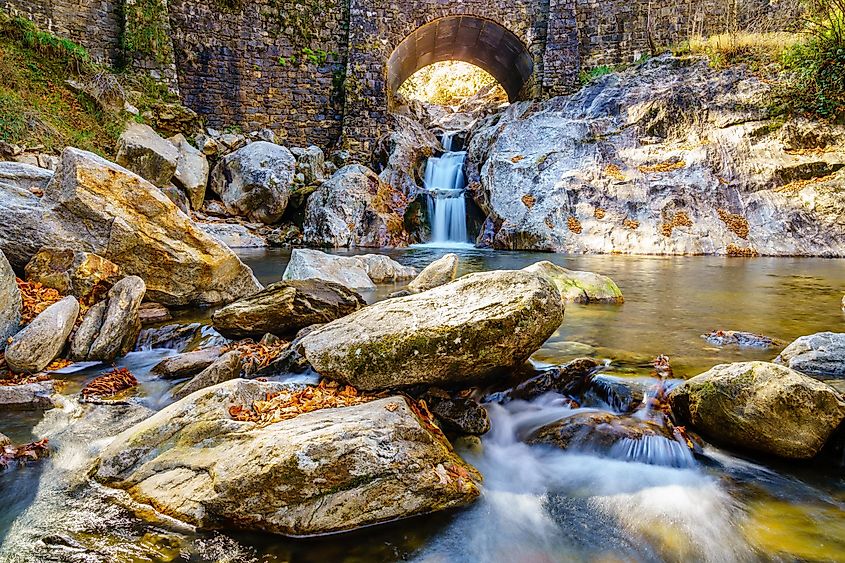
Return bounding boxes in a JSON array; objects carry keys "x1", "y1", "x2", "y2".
[
  {"x1": 81, "y1": 367, "x2": 138, "y2": 399},
  {"x1": 223, "y1": 339, "x2": 289, "y2": 375},
  {"x1": 726, "y1": 244, "x2": 759, "y2": 257},
  {"x1": 604, "y1": 164, "x2": 626, "y2": 181},
  {"x1": 0, "y1": 438, "x2": 49, "y2": 468},
  {"x1": 17, "y1": 278, "x2": 62, "y2": 325},
  {"x1": 567, "y1": 216, "x2": 582, "y2": 234},
  {"x1": 717, "y1": 208, "x2": 749, "y2": 238},
  {"x1": 638, "y1": 160, "x2": 686, "y2": 174},
  {"x1": 229, "y1": 379, "x2": 379, "y2": 426}
]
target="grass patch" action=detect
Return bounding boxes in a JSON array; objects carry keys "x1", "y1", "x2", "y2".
[
  {"x1": 579, "y1": 64, "x2": 617, "y2": 85},
  {"x1": 687, "y1": 32, "x2": 801, "y2": 69}
]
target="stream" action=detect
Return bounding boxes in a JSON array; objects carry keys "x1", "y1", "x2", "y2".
[{"x1": 1, "y1": 247, "x2": 844, "y2": 561}]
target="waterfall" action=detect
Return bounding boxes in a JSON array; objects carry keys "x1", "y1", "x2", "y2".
[{"x1": 422, "y1": 132, "x2": 471, "y2": 247}]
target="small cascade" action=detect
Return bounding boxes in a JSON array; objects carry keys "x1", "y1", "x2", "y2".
[{"x1": 422, "y1": 132, "x2": 471, "y2": 246}]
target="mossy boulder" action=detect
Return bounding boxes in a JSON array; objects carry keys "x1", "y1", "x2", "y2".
[
  {"x1": 297, "y1": 270, "x2": 564, "y2": 390},
  {"x1": 669, "y1": 361, "x2": 845, "y2": 459},
  {"x1": 94, "y1": 379, "x2": 481, "y2": 536},
  {"x1": 523, "y1": 261, "x2": 623, "y2": 304}
]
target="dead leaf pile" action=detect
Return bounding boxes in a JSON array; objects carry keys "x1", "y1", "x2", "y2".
[
  {"x1": 623, "y1": 218, "x2": 640, "y2": 230},
  {"x1": 229, "y1": 379, "x2": 377, "y2": 426},
  {"x1": 0, "y1": 438, "x2": 49, "y2": 468},
  {"x1": 717, "y1": 208, "x2": 749, "y2": 238},
  {"x1": 726, "y1": 243, "x2": 759, "y2": 257},
  {"x1": 567, "y1": 216, "x2": 582, "y2": 234},
  {"x1": 638, "y1": 159, "x2": 686, "y2": 174},
  {"x1": 81, "y1": 367, "x2": 138, "y2": 399},
  {"x1": 223, "y1": 339, "x2": 289, "y2": 375},
  {"x1": 604, "y1": 164, "x2": 626, "y2": 181},
  {"x1": 16, "y1": 278, "x2": 62, "y2": 325}
]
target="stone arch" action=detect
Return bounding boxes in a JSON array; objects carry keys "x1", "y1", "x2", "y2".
[{"x1": 386, "y1": 16, "x2": 535, "y2": 104}]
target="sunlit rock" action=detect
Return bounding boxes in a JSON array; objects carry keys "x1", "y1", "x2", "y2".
[
  {"x1": 775, "y1": 332, "x2": 845, "y2": 378},
  {"x1": 282, "y1": 248, "x2": 416, "y2": 290},
  {"x1": 407, "y1": 253, "x2": 459, "y2": 292},
  {"x1": 25, "y1": 247, "x2": 120, "y2": 306},
  {"x1": 523, "y1": 261, "x2": 623, "y2": 304},
  {"x1": 6, "y1": 296, "x2": 79, "y2": 373},
  {"x1": 116, "y1": 122, "x2": 179, "y2": 188},
  {"x1": 0, "y1": 249, "x2": 21, "y2": 352}
]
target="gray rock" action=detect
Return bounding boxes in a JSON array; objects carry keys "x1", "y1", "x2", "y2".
[
  {"x1": 303, "y1": 164, "x2": 407, "y2": 247},
  {"x1": 407, "y1": 253, "x2": 459, "y2": 293},
  {"x1": 212, "y1": 279, "x2": 365, "y2": 339},
  {"x1": 282, "y1": 248, "x2": 416, "y2": 290},
  {"x1": 0, "y1": 381, "x2": 54, "y2": 409},
  {"x1": 151, "y1": 346, "x2": 224, "y2": 379},
  {"x1": 198, "y1": 222, "x2": 267, "y2": 248},
  {"x1": 0, "y1": 148, "x2": 261, "y2": 306},
  {"x1": 669, "y1": 361, "x2": 845, "y2": 459},
  {"x1": 0, "y1": 250, "x2": 21, "y2": 352},
  {"x1": 775, "y1": 332, "x2": 845, "y2": 377},
  {"x1": 68, "y1": 300, "x2": 107, "y2": 361},
  {"x1": 172, "y1": 350, "x2": 242, "y2": 399},
  {"x1": 86, "y1": 276, "x2": 146, "y2": 361},
  {"x1": 297, "y1": 270, "x2": 564, "y2": 390},
  {"x1": 160, "y1": 185, "x2": 190, "y2": 214},
  {"x1": 95, "y1": 379, "x2": 481, "y2": 536},
  {"x1": 0, "y1": 162, "x2": 53, "y2": 192},
  {"x1": 6, "y1": 296, "x2": 79, "y2": 373},
  {"x1": 209, "y1": 141, "x2": 295, "y2": 224},
  {"x1": 115, "y1": 122, "x2": 179, "y2": 188},
  {"x1": 422, "y1": 388, "x2": 490, "y2": 435},
  {"x1": 291, "y1": 145, "x2": 325, "y2": 184},
  {"x1": 702, "y1": 330, "x2": 783, "y2": 348},
  {"x1": 169, "y1": 134, "x2": 209, "y2": 209},
  {"x1": 523, "y1": 261, "x2": 623, "y2": 304}
]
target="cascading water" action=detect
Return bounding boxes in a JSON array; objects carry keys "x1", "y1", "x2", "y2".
[{"x1": 422, "y1": 132, "x2": 472, "y2": 247}]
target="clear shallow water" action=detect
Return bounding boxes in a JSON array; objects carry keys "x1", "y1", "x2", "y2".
[{"x1": 1, "y1": 248, "x2": 844, "y2": 561}]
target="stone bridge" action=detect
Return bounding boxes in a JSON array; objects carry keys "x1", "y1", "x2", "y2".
[{"x1": 4, "y1": 0, "x2": 744, "y2": 153}]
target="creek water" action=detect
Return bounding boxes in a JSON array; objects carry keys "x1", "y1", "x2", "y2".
[{"x1": 1, "y1": 247, "x2": 844, "y2": 562}]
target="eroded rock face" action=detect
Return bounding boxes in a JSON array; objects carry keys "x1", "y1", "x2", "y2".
[
  {"x1": 25, "y1": 247, "x2": 120, "y2": 305},
  {"x1": 0, "y1": 162, "x2": 53, "y2": 192},
  {"x1": 465, "y1": 55, "x2": 845, "y2": 255},
  {"x1": 297, "y1": 270, "x2": 564, "y2": 390},
  {"x1": 522, "y1": 261, "x2": 623, "y2": 304},
  {"x1": 303, "y1": 164, "x2": 407, "y2": 247},
  {"x1": 169, "y1": 134, "x2": 209, "y2": 209},
  {"x1": 6, "y1": 296, "x2": 79, "y2": 373},
  {"x1": 210, "y1": 141, "x2": 295, "y2": 224},
  {"x1": 69, "y1": 276, "x2": 145, "y2": 362},
  {"x1": 0, "y1": 148, "x2": 261, "y2": 306},
  {"x1": 775, "y1": 332, "x2": 845, "y2": 378},
  {"x1": 116, "y1": 122, "x2": 178, "y2": 188},
  {"x1": 212, "y1": 279, "x2": 365, "y2": 339},
  {"x1": 282, "y1": 248, "x2": 416, "y2": 290},
  {"x1": 669, "y1": 361, "x2": 845, "y2": 458},
  {"x1": 408, "y1": 253, "x2": 459, "y2": 293},
  {"x1": 0, "y1": 250, "x2": 21, "y2": 351},
  {"x1": 95, "y1": 379, "x2": 481, "y2": 536}
]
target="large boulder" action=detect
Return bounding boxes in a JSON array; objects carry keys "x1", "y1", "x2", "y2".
[
  {"x1": 407, "y1": 253, "x2": 459, "y2": 293},
  {"x1": 94, "y1": 379, "x2": 481, "y2": 536},
  {"x1": 0, "y1": 249, "x2": 21, "y2": 351},
  {"x1": 211, "y1": 279, "x2": 365, "y2": 339},
  {"x1": 282, "y1": 248, "x2": 416, "y2": 291},
  {"x1": 0, "y1": 162, "x2": 53, "y2": 192},
  {"x1": 303, "y1": 164, "x2": 408, "y2": 247},
  {"x1": 669, "y1": 361, "x2": 845, "y2": 459},
  {"x1": 296, "y1": 270, "x2": 564, "y2": 390},
  {"x1": 6, "y1": 296, "x2": 79, "y2": 373},
  {"x1": 24, "y1": 247, "x2": 120, "y2": 305},
  {"x1": 169, "y1": 134, "x2": 209, "y2": 209},
  {"x1": 209, "y1": 141, "x2": 295, "y2": 224},
  {"x1": 115, "y1": 122, "x2": 178, "y2": 188},
  {"x1": 465, "y1": 55, "x2": 845, "y2": 256},
  {"x1": 775, "y1": 332, "x2": 845, "y2": 378},
  {"x1": 523, "y1": 261, "x2": 623, "y2": 304},
  {"x1": 69, "y1": 276, "x2": 145, "y2": 361},
  {"x1": 0, "y1": 148, "x2": 261, "y2": 306}
]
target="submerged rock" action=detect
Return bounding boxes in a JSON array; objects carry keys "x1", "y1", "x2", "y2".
[
  {"x1": 211, "y1": 279, "x2": 365, "y2": 339},
  {"x1": 69, "y1": 276, "x2": 145, "y2": 362},
  {"x1": 303, "y1": 164, "x2": 408, "y2": 247},
  {"x1": 407, "y1": 253, "x2": 459, "y2": 293},
  {"x1": 523, "y1": 261, "x2": 623, "y2": 304},
  {"x1": 24, "y1": 247, "x2": 120, "y2": 305},
  {"x1": 6, "y1": 296, "x2": 79, "y2": 373},
  {"x1": 775, "y1": 332, "x2": 845, "y2": 378},
  {"x1": 528, "y1": 411, "x2": 692, "y2": 467},
  {"x1": 0, "y1": 249, "x2": 21, "y2": 351},
  {"x1": 297, "y1": 270, "x2": 563, "y2": 390},
  {"x1": 209, "y1": 141, "x2": 295, "y2": 224},
  {"x1": 586, "y1": 375, "x2": 645, "y2": 413},
  {"x1": 95, "y1": 379, "x2": 481, "y2": 536},
  {"x1": 115, "y1": 122, "x2": 178, "y2": 188},
  {"x1": 702, "y1": 330, "x2": 783, "y2": 348},
  {"x1": 500, "y1": 358, "x2": 602, "y2": 402},
  {"x1": 669, "y1": 361, "x2": 845, "y2": 459},
  {"x1": 282, "y1": 248, "x2": 416, "y2": 290},
  {"x1": 0, "y1": 148, "x2": 261, "y2": 306}
]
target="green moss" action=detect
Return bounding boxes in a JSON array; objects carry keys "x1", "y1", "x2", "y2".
[{"x1": 121, "y1": 0, "x2": 172, "y2": 64}]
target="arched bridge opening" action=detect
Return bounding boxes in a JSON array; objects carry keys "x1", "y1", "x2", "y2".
[{"x1": 386, "y1": 16, "x2": 534, "y2": 106}]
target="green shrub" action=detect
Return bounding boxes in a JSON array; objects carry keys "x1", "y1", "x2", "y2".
[{"x1": 578, "y1": 65, "x2": 615, "y2": 85}]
